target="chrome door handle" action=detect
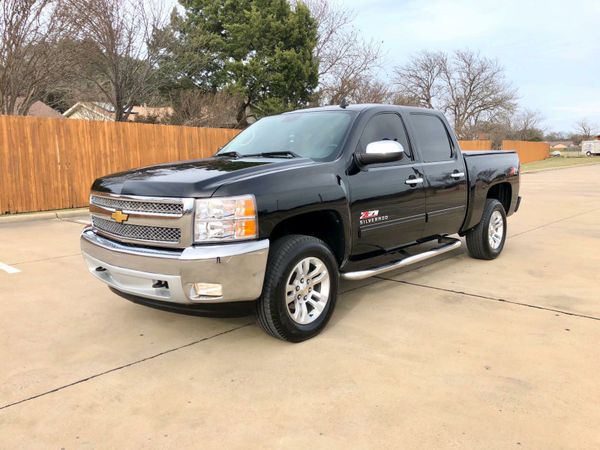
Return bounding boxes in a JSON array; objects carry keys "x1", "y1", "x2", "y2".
[
  {"x1": 450, "y1": 172, "x2": 465, "y2": 178},
  {"x1": 405, "y1": 177, "x2": 424, "y2": 185}
]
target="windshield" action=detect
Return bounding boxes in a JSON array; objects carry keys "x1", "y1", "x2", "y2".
[{"x1": 218, "y1": 111, "x2": 354, "y2": 161}]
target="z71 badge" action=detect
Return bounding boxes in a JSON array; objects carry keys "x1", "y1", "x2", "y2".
[
  {"x1": 360, "y1": 210, "x2": 389, "y2": 225},
  {"x1": 360, "y1": 210, "x2": 379, "y2": 220}
]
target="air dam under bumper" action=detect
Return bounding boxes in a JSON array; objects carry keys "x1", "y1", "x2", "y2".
[{"x1": 80, "y1": 227, "x2": 269, "y2": 304}]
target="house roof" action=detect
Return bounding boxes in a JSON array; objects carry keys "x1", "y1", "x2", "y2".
[
  {"x1": 547, "y1": 141, "x2": 575, "y2": 147},
  {"x1": 27, "y1": 101, "x2": 63, "y2": 118},
  {"x1": 63, "y1": 102, "x2": 174, "y2": 121},
  {"x1": 63, "y1": 102, "x2": 114, "y2": 120},
  {"x1": 13, "y1": 98, "x2": 63, "y2": 118}
]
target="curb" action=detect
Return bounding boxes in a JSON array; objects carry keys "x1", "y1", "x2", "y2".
[{"x1": 0, "y1": 208, "x2": 89, "y2": 224}]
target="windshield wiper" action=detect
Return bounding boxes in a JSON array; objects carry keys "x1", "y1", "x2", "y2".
[
  {"x1": 215, "y1": 150, "x2": 301, "y2": 159},
  {"x1": 214, "y1": 151, "x2": 242, "y2": 158},
  {"x1": 244, "y1": 151, "x2": 301, "y2": 159}
]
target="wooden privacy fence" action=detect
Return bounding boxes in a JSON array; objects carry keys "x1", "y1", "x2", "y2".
[
  {"x1": 459, "y1": 139, "x2": 550, "y2": 164},
  {"x1": 501, "y1": 140, "x2": 550, "y2": 164},
  {"x1": 0, "y1": 116, "x2": 239, "y2": 215},
  {"x1": 0, "y1": 116, "x2": 553, "y2": 215},
  {"x1": 458, "y1": 140, "x2": 492, "y2": 150}
]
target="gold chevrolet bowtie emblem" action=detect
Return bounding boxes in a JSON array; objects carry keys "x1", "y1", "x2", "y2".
[{"x1": 111, "y1": 210, "x2": 129, "y2": 223}]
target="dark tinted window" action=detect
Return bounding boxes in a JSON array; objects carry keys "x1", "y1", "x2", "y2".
[
  {"x1": 359, "y1": 113, "x2": 411, "y2": 159},
  {"x1": 411, "y1": 114, "x2": 453, "y2": 162}
]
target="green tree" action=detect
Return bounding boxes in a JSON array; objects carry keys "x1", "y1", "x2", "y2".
[{"x1": 161, "y1": 0, "x2": 319, "y2": 127}]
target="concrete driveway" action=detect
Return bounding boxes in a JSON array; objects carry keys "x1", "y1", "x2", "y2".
[{"x1": 1, "y1": 165, "x2": 599, "y2": 449}]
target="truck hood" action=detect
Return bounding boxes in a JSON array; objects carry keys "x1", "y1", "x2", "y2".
[{"x1": 91, "y1": 156, "x2": 314, "y2": 198}]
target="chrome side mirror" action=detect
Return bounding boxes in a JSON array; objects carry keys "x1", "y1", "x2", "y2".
[{"x1": 356, "y1": 140, "x2": 405, "y2": 165}]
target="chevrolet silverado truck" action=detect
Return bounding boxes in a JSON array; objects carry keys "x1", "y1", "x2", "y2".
[{"x1": 81, "y1": 104, "x2": 521, "y2": 342}]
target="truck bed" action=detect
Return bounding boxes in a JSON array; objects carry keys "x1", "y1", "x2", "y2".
[{"x1": 461, "y1": 149, "x2": 520, "y2": 232}]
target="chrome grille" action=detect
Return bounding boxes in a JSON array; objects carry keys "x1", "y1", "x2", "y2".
[
  {"x1": 90, "y1": 192, "x2": 194, "y2": 248},
  {"x1": 92, "y1": 216, "x2": 181, "y2": 243},
  {"x1": 90, "y1": 195, "x2": 183, "y2": 216}
]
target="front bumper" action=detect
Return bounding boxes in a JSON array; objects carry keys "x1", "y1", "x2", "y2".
[{"x1": 80, "y1": 227, "x2": 269, "y2": 304}]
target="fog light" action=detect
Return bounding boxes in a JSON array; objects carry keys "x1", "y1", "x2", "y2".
[{"x1": 192, "y1": 282, "x2": 223, "y2": 298}]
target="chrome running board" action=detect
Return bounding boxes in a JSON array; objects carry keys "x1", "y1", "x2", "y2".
[{"x1": 341, "y1": 238, "x2": 462, "y2": 281}]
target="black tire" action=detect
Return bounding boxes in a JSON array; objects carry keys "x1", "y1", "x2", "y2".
[
  {"x1": 256, "y1": 235, "x2": 339, "y2": 342},
  {"x1": 586, "y1": 151, "x2": 592, "y2": 157},
  {"x1": 465, "y1": 199, "x2": 507, "y2": 260}
]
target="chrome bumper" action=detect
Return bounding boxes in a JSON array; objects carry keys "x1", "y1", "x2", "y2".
[{"x1": 80, "y1": 227, "x2": 269, "y2": 304}]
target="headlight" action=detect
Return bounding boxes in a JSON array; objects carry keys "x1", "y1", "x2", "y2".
[{"x1": 194, "y1": 195, "x2": 257, "y2": 242}]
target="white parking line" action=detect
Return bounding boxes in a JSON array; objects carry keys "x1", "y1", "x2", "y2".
[{"x1": 0, "y1": 262, "x2": 20, "y2": 274}]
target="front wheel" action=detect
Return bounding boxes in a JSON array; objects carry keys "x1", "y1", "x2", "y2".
[
  {"x1": 465, "y1": 199, "x2": 507, "y2": 260},
  {"x1": 586, "y1": 151, "x2": 592, "y2": 157},
  {"x1": 256, "y1": 235, "x2": 339, "y2": 342}
]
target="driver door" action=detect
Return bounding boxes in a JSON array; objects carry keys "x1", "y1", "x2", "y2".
[{"x1": 348, "y1": 112, "x2": 426, "y2": 256}]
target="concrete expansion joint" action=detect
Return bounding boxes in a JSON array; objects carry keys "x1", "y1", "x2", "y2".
[
  {"x1": 0, "y1": 322, "x2": 253, "y2": 412},
  {"x1": 375, "y1": 277, "x2": 600, "y2": 322},
  {"x1": 511, "y1": 206, "x2": 600, "y2": 239}
]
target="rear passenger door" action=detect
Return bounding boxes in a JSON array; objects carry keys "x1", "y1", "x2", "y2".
[
  {"x1": 409, "y1": 113, "x2": 468, "y2": 238},
  {"x1": 349, "y1": 112, "x2": 426, "y2": 255}
]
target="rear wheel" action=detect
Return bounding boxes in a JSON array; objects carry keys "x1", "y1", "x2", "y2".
[
  {"x1": 586, "y1": 151, "x2": 592, "y2": 157},
  {"x1": 465, "y1": 199, "x2": 507, "y2": 260},
  {"x1": 256, "y1": 235, "x2": 339, "y2": 342}
]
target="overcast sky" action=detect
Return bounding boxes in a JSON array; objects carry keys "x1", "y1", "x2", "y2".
[{"x1": 345, "y1": 0, "x2": 600, "y2": 133}]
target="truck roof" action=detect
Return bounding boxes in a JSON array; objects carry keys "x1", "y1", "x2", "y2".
[{"x1": 285, "y1": 103, "x2": 438, "y2": 115}]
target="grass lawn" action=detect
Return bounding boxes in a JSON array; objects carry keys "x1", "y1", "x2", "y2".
[{"x1": 522, "y1": 157, "x2": 600, "y2": 172}]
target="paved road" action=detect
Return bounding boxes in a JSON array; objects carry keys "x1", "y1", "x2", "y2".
[{"x1": 1, "y1": 165, "x2": 599, "y2": 448}]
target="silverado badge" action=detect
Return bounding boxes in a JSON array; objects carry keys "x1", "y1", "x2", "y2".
[
  {"x1": 360, "y1": 209, "x2": 389, "y2": 226},
  {"x1": 111, "y1": 210, "x2": 129, "y2": 223}
]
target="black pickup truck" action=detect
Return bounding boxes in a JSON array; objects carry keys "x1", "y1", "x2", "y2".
[{"x1": 81, "y1": 104, "x2": 521, "y2": 342}]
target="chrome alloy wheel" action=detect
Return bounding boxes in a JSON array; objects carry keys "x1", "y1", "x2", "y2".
[
  {"x1": 285, "y1": 257, "x2": 330, "y2": 325},
  {"x1": 488, "y1": 210, "x2": 504, "y2": 250}
]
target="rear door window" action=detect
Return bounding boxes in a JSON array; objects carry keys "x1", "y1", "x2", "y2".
[{"x1": 410, "y1": 114, "x2": 453, "y2": 162}]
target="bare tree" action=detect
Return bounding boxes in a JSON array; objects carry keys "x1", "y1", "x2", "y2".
[
  {"x1": 393, "y1": 50, "x2": 444, "y2": 108},
  {"x1": 322, "y1": 42, "x2": 385, "y2": 105},
  {"x1": 300, "y1": 0, "x2": 384, "y2": 105},
  {"x1": 460, "y1": 108, "x2": 544, "y2": 148},
  {"x1": 351, "y1": 79, "x2": 393, "y2": 104},
  {"x1": 574, "y1": 118, "x2": 596, "y2": 140},
  {"x1": 0, "y1": 0, "x2": 69, "y2": 115},
  {"x1": 544, "y1": 131, "x2": 569, "y2": 142},
  {"x1": 510, "y1": 109, "x2": 545, "y2": 141},
  {"x1": 168, "y1": 90, "x2": 242, "y2": 128},
  {"x1": 393, "y1": 50, "x2": 518, "y2": 138},
  {"x1": 304, "y1": 0, "x2": 353, "y2": 80},
  {"x1": 64, "y1": 0, "x2": 168, "y2": 121},
  {"x1": 441, "y1": 50, "x2": 517, "y2": 138},
  {"x1": 321, "y1": 76, "x2": 394, "y2": 105},
  {"x1": 389, "y1": 92, "x2": 421, "y2": 107}
]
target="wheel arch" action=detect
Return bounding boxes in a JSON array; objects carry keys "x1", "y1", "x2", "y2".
[
  {"x1": 486, "y1": 182, "x2": 512, "y2": 213},
  {"x1": 269, "y1": 210, "x2": 346, "y2": 266}
]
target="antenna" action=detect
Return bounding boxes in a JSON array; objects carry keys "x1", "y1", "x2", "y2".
[{"x1": 339, "y1": 98, "x2": 349, "y2": 109}]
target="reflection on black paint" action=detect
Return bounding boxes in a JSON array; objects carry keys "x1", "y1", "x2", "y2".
[{"x1": 92, "y1": 157, "x2": 271, "y2": 193}]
